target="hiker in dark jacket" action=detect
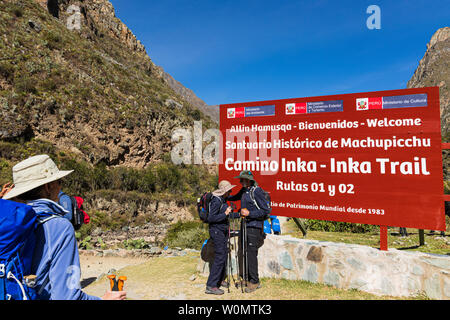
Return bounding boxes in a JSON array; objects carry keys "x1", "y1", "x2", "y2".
[
  {"x1": 227, "y1": 170, "x2": 270, "y2": 293},
  {"x1": 205, "y1": 180, "x2": 240, "y2": 295}
]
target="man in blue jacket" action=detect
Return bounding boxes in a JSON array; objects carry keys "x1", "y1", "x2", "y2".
[
  {"x1": 227, "y1": 170, "x2": 271, "y2": 293},
  {"x1": 205, "y1": 180, "x2": 240, "y2": 295},
  {"x1": 3, "y1": 154, "x2": 125, "y2": 300}
]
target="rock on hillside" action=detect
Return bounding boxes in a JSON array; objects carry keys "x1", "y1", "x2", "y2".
[
  {"x1": 35, "y1": 0, "x2": 147, "y2": 55},
  {"x1": 0, "y1": 0, "x2": 216, "y2": 168},
  {"x1": 407, "y1": 27, "x2": 450, "y2": 140},
  {"x1": 157, "y1": 67, "x2": 220, "y2": 123}
]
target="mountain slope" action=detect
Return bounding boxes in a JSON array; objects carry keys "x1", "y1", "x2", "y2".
[
  {"x1": 0, "y1": 0, "x2": 216, "y2": 168},
  {"x1": 407, "y1": 27, "x2": 450, "y2": 141},
  {"x1": 157, "y1": 67, "x2": 220, "y2": 123}
]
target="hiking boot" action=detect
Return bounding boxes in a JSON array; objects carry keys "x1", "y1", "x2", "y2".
[
  {"x1": 205, "y1": 286, "x2": 224, "y2": 295},
  {"x1": 244, "y1": 282, "x2": 261, "y2": 293},
  {"x1": 220, "y1": 281, "x2": 230, "y2": 288}
]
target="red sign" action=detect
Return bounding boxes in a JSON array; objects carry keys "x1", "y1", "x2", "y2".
[{"x1": 219, "y1": 87, "x2": 445, "y2": 231}]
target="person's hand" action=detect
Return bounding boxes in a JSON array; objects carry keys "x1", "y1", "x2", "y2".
[
  {"x1": 241, "y1": 208, "x2": 249, "y2": 217},
  {"x1": 0, "y1": 182, "x2": 14, "y2": 198},
  {"x1": 102, "y1": 291, "x2": 127, "y2": 300},
  {"x1": 225, "y1": 206, "x2": 232, "y2": 216}
]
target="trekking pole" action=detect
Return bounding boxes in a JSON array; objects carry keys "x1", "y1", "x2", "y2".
[
  {"x1": 227, "y1": 216, "x2": 231, "y2": 294},
  {"x1": 107, "y1": 274, "x2": 127, "y2": 291},
  {"x1": 242, "y1": 216, "x2": 248, "y2": 289},
  {"x1": 228, "y1": 210, "x2": 239, "y2": 292},
  {"x1": 233, "y1": 215, "x2": 242, "y2": 291},
  {"x1": 239, "y1": 217, "x2": 245, "y2": 293},
  {"x1": 117, "y1": 276, "x2": 127, "y2": 291},
  {"x1": 245, "y1": 218, "x2": 249, "y2": 288},
  {"x1": 107, "y1": 274, "x2": 118, "y2": 291}
]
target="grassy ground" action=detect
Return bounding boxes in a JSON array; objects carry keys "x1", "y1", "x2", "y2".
[
  {"x1": 83, "y1": 252, "x2": 424, "y2": 300},
  {"x1": 283, "y1": 219, "x2": 450, "y2": 256}
]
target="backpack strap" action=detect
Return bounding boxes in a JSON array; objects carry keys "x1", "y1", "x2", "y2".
[
  {"x1": 36, "y1": 214, "x2": 61, "y2": 226},
  {"x1": 249, "y1": 186, "x2": 261, "y2": 210},
  {"x1": 249, "y1": 186, "x2": 272, "y2": 222},
  {"x1": 208, "y1": 195, "x2": 226, "y2": 216}
]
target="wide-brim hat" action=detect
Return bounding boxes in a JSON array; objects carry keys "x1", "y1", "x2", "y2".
[
  {"x1": 2, "y1": 154, "x2": 73, "y2": 200},
  {"x1": 233, "y1": 170, "x2": 256, "y2": 182},
  {"x1": 212, "y1": 180, "x2": 236, "y2": 197}
]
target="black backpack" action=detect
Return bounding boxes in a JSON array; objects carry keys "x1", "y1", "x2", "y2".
[
  {"x1": 70, "y1": 195, "x2": 85, "y2": 231},
  {"x1": 249, "y1": 186, "x2": 272, "y2": 220},
  {"x1": 200, "y1": 238, "x2": 215, "y2": 263},
  {"x1": 197, "y1": 192, "x2": 213, "y2": 223}
]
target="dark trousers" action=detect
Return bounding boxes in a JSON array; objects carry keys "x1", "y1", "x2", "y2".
[
  {"x1": 399, "y1": 227, "x2": 408, "y2": 236},
  {"x1": 238, "y1": 226, "x2": 265, "y2": 284},
  {"x1": 206, "y1": 227, "x2": 228, "y2": 288}
]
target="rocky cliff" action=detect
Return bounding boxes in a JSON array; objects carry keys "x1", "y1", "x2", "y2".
[
  {"x1": 0, "y1": 0, "x2": 217, "y2": 168},
  {"x1": 407, "y1": 27, "x2": 450, "y2": 140},
  {"x1": 406, "y1": 27, "x2": 450, "y2": 183}
]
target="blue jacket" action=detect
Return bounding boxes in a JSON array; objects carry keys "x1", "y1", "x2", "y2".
[
  {"x1": 207, "y1": 195, "x2": 239, "y2": 231},
  {"x1": 227, "y1": 186, "x2": 271, "y2": 229},
  {"x1": 58, "y1": 191, "x2": 73, "y2": 222},
  {"x1": 28, "y1": 199, "x2": 100, "y2": 300}
]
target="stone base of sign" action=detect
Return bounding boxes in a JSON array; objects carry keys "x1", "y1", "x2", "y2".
[{"x1": 197, "y1": 234, "x2": 450, "y2": 299}]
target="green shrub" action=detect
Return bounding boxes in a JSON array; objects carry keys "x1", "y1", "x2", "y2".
[
  {"x1": 164, "y1": 221, "x2": 209, "y2": 250},
  {"x1": 122, "y1": 239, "x2": 151, "y2": 250},
  {"x1": 304, "y1": 220, "x2": 378, "y2": 233},
  {"x1": 155, "y1": 163, "x2": 181, "y2": 191},
  {"x1": 87, "y1": 210, "x2": 131, "y2": 232},
  {"x1": 44, "y1": 31, "x2": 63, "y2": 50},
  {"x1": 79, "y1": 236, "x2": 93, "y2": 250},
  {"x1": 96, "y1": 237, "x2": 107, "y2": 250},
  {"x1": 138, "y1": 168, "x2": 156, "y2": 193},
  {"x1": 12, "y1": 6, "x2": 23, "y2": 18},
  {"x1": 15, "y1": 77, "x2": 37, "y2": 94},
  {"x1": 40, "y1": 78, "x2": 58, "y2": 91},
  {"x1": 0, "y1": 62, "x2": 15, "y2": 82}
]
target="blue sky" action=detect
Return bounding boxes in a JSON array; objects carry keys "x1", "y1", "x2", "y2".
[{"x1": 110, "y1": 0, "x2": 449, "y2": 106}]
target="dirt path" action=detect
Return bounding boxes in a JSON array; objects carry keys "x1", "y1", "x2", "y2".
[
  {"x1": 81, "y1": 253, "x2": 209, "y2": 300},
  {"x1": 79, "y1": 254, "x2": 150, "y2": 298},
  {"x1": 80, "y1": 251, "x2": 399, "y2": 300},
  {"x1": 78, "y1": 218, "x2": 312, "y2": 300}
]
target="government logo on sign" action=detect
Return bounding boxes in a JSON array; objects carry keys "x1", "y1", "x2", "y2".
[
  {"x1": 286, "y1": 103, "x2": 295, "y2": 114},
  {"x1": 356, "y1": 98, "x2": 369, "y2": 110},
  {"x1": 227, "y1": 108, "x2": 235, "y2": 118}
]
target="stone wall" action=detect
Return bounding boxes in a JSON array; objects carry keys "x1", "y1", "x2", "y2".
[{"x1": 198, "y1": 234, "x2": 450, "y2": 299}]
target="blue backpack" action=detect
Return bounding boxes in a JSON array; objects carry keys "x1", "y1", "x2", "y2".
[
  {"x1": 263, "y1": 219, "x2": 272, "y2": 234},
  {"x1": 271, "y1": 215, "x2": 281, "y2": 234},
  {"x1": 263, "y1": 215, "x2": 281, "y2": 234},
  {"x1": 0, "y1": 199, "x2": 56, "y2": 300}
]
